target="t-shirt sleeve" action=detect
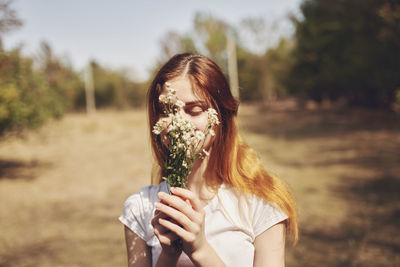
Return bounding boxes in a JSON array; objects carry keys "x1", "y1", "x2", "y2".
[
  {"x1": 119, "y1": 186, "x2": 155, "y2": 242},
  {"x1": 252, "y1": 196, "x2": 289, "y2": 237}
]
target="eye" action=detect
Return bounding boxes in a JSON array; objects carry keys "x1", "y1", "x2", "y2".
[{"x1": 186, "y1": 106, "x2": 204, "y2": 116}]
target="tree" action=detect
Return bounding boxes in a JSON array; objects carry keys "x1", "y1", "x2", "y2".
[
  {"x1": 155, "y1": 11, "x2": 269, "y2": 102},
  {"x1": 86, "y1": 60, "x2": 146, "y2": 109},
  {"x1": 261, "y1": 38, "x2": 295, "y2": 103},
  {"x1": 158, "y1": 31, "x2": 197, "y2": 63},
  {"x1": 0, "y1": 0, "x2": 22, "y2": 36},
  {"x1": 37, "y1": 41, "x2": 84, "y2": 112},
  {"x1": 288, "y1": 0, "x2": 400, "y2": 109}
]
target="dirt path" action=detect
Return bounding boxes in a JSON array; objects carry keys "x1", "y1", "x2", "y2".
[
  {"x1": 0, "y1": 110, "x2": 152, "y2": 266},
  {"x1": 239, "y1": 106, "x2": 400, "y2": 266},
  {"x1": 0, "y1": 107, "x2": 399, "y2": 266}
]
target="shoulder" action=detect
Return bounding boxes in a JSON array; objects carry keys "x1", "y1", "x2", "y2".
[
  {"x1": 217, "y1": 184, "x2": 288, "y2": 237},
  {"x1": 122, "y1": 181, "x2": 168, "y2": 211},
  {"x1": 246, "y1": 192, "x2": 288, "y2": 237},
  {"x1": 218, "y1": 184, "x2": 285, "y2": 215},
  {"x1": 119, "y1": 181, "x2": 169, "y2": 241}
]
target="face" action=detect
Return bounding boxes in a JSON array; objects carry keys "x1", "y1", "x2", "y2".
[{"x1": 158, "y1": 76, "x2": 214, "y2": 150}]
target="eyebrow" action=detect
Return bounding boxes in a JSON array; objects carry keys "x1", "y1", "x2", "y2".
[{"x1": 184, "y1": 100, "x2": 208, "y2": 107}]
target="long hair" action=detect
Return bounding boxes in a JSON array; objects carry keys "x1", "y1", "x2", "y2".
[{"x1": 147, "y1": 53, "x2": 298, "y2": 244}]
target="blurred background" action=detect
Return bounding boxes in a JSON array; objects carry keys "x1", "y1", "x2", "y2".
[{"x1": 0, "y1": 0, "x2": 399, "y2": 266}]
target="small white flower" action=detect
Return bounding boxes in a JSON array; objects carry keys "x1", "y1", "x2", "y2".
[
  {"x1": 167, "y1": 87, "x2": 176, "y2": 95},
  {"x1": 209, "y1": 114, "x2": 220, "y2": 125},
  {"x1": 179, "y1": 123, "x2": 187, "y2": 131},
  {"x1": 210, "y1": 129, "x2": 215, "y2": 136},
  {"x1": 152, "y1": 120, "x2": 164, "y2": 135},
  {"x1": 207, "y1": 108, "x2": 220, "y2": 126},
  {"x1": 175, "y1": 111, "x2": 185, "y2": 122},
  {"x1": 176, "y1": 100, "x2": 185, "y2": 108},
  {"x1": 214, "y1": 116, "x2": 220, "y2": 125},
  {"x1": 182, "y1": 133, "x2": 191, "y2": 141},
  {"x1": 182, "y1": 161, "x2": 188, "y2": 168},
  {"x1": 207, "y1": 108, "x2": 217, "y2": 115},
  {"x1": 167, "y1": 124, "x2": 177, "y2": 132},
  {"x1": 195, "y1": 130, "x2": 205, "y2": 140},
  {"x1": 159, "y1": 94, "x2": 166, "y2": 103}
]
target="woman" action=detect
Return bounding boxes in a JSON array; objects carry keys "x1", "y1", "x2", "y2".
[{"x1": 119, "y1": 53, "x2": 298, "y2": 267}]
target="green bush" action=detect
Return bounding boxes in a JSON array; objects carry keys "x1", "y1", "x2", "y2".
[{"x1": 0, "y1": 47, "x2": 65, "y2": 133}]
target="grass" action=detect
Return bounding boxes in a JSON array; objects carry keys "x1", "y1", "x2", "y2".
[{"x1": 0, "y1": 105, "x2": 399, "y2": 266}]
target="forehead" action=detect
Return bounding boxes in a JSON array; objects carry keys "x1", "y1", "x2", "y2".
[{"x1": 162, "y1": 77, "x2": 205, "y2": 103}]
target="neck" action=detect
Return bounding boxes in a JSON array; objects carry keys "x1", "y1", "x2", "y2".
[{"x1": 186, "y1": 156, "x2": 215, "y2": 204}]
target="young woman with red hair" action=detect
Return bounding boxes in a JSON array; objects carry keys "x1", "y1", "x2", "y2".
[{"x1": 119, "y1": 53, "x2": 298, "y2": 267}]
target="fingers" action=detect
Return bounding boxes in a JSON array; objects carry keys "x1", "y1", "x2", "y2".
[
  {"x1": 152, "y1": 210, "x2": 181, "y2": 246},
  {"x1": 155, "y1": 227, "x2": 180, "y2": 245},
  {"x1": 170, "y1": 187, "x2": 204, "y2": 213},
  {"x1": 152, "y1": 208, "x2": 176, "y2": 234},
  {"x1": 159, "y1": 218, "x2": 196, "y2": 244},
  {"x1": 157, "y1": 191, "x2": 200, "y2": 222},
  {"x1": 151, "y1": 209, "x2": 169, "y2": 227},
  {"x1": 155, "y1": 200, "x2": 199, "y2": 233},
  {"x1": 153, "y1": 190, "x2": 211, "y2": 257}
]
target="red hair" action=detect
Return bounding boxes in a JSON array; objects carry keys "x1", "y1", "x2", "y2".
[{"x1": 147, "y1": 53, "x2": 298, "y2": 244}]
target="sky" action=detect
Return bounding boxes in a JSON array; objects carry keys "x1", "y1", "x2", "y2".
[{"x1": 3, "y1": 0, "x2": 303, "y2": 81}]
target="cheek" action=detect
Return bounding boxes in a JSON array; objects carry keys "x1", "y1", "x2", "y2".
[{"x1": 191, "y1": 115, "x2": 209, "y2": 131}]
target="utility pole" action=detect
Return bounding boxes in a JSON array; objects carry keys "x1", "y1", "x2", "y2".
[
  {"x1": 85, "y1": 63, "x2": 96, "y2": 114},
  {"x1": 227, "y1": 35, "x2": 239, "y2": 99}
]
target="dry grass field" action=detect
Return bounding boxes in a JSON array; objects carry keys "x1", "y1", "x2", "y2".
[{"x1": 0, "y1": 105, "x2": 399, "y2": 266}]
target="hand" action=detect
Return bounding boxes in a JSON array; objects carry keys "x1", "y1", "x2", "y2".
[
  {"x1": 151, "y1": 201, "x2": 183, "y2": 258},
  {"x1": 155, "y1": 187, "x2": 207, "y2": 258}
]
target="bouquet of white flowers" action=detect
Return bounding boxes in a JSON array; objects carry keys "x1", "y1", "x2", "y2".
[{"x1": 152, "y1": 82, "x2": 220, "y2": 189}]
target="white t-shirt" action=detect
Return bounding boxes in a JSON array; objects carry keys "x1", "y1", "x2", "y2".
[{"x1": 119, "y1": 181, "x2": 288, "y2": 267}]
